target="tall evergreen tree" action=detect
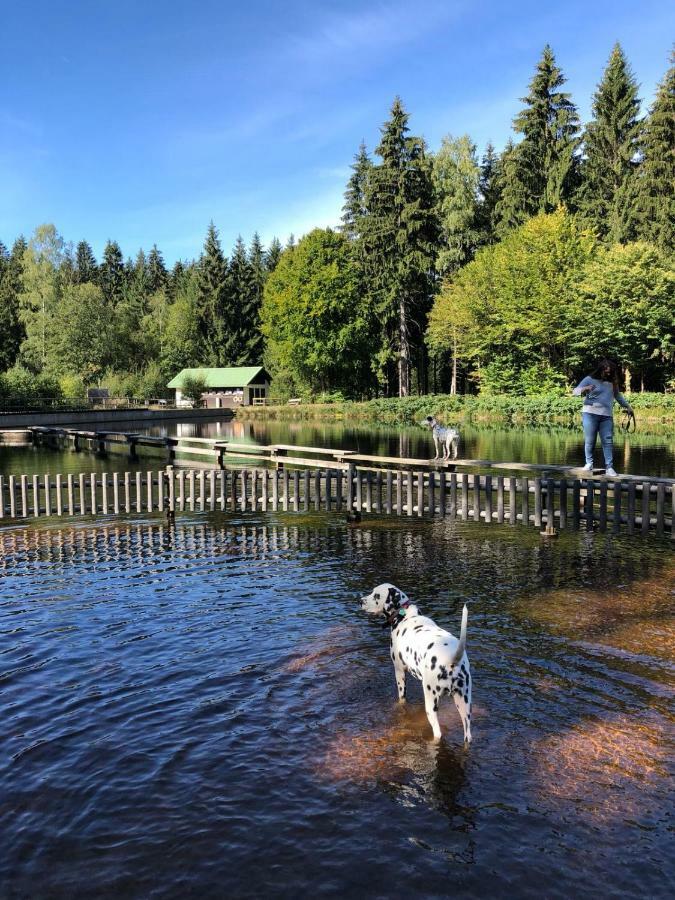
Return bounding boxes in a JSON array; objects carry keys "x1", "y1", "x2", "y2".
[
  {"x1": 195, "y1": 222, "x2": 227, "y2": 365},
  {"x1": 496, "y1": 46, "x2": 580, "y2": 233},
  {"x1": 634, "y1": 52, "x2": 675, "y2": 252},
  {"x1": 475, "y1": 142, "x2": 503, "y2": 245},
  {"x1": 99, "y1": 240, "x2": 126, "y2": 307},
  {"x1": 247, "y1": 233, "x2": 266, "y2": 363},
  {"x1": 361, "y1": 97, "x2": 438, "y2": 396},
  {"x1": 264, "y1": 237, "x2": 283, "y2": 274},
  {"x1": 223, "y1": 236, "x2": 257, "y2": 365},
  {"x1": 74, "y1": 240, "x2": 98, "y2": 284},
  {"x1": 0, "y1": 237, "x2": 25, "y2": 370},
  {"x1": 147, "y1": 244, "x2": 168, "y2": 293},
  {"x1": 578, "y1": 43, "x2": 642, "y2": 243},
  {"x1": 341, "y1": 141, "x2": 372, "y2": 241}
]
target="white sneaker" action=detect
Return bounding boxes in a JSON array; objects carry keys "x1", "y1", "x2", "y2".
[
  {"x1": 605, "y1": 467, "x2": 618, "y2": 477},
  {"x1": 581, "y1": 463, "x2": 593, "y2": 472}
]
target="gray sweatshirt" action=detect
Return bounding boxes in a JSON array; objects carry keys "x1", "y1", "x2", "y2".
[{"x1": 573, "y1": 377, "x2": 632, "y2": 417}]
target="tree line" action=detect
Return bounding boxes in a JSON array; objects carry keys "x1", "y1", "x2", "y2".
[{"x1": 0, "y1": 43, "x2": 672, "y2": 402}]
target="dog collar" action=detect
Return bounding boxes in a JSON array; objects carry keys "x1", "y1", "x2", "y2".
[{"x1": 383, "y1": 600, "x2": 411, "y2": 629}]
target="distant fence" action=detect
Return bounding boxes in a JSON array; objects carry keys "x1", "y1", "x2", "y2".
[
  {"x1": 0, "y1": 466, "x2": 672, "y2": 539},
  {"x1": 0, "y1": 397, "x2": 175, "y2": 415}
]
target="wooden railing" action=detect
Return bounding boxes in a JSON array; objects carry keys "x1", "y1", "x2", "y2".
[{"x1": 0, "y1": 465, "x2": 672, "y2": 539}]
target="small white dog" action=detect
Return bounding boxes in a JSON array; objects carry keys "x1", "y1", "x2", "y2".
[
  {"x1": 422, "y1": 415, "x2": 460, "y2": 461},
  {"x1": 360, "y1": 583, "x2": 472, "y2": 742}
]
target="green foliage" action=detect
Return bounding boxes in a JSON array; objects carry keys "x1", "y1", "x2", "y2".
[
  {"x1": 429, "y1": 209, "x2": 597, "y2": 393},
  {"x1": 361, "y1": 97, "x2": 438, "y2": 396},
  {"x1": 0, "y1": 236, "x2": 25, "y2": 370},
  {"x1": 195, "y1": 222, "x2": 227, "y2": 365},
  {"x1": 0, "y1": 365, "x2": 63, "y2": 403},
  {"x1": 578, "y1": 44, "x2": 642, "y2": 243},
  {"x1": 261, "y1": 228, "x2": 375, "y2": 398},
  {"x1": 180, "y1": 371, "x2": 208, "y2": 404},
  {"x1": 53, "y1": 282, "x2": 114, "y2": 384},
  {"x1": 432, "y1": 135, "x2": 481, "y2": 274},
  {"x1": 496, "y1": 46, "x2": 580, "y2": 235},
  {"x1": 634, "y1": 52, "x2": 675, "y2": 252},
  {"x1": 19, "y1": 224, "x2": 66, "y2": 372}
]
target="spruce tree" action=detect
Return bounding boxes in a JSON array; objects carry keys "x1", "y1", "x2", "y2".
[
  {"x1": 578, "y1": 43, "x2": 642, "y2": 242},
  {"x1": 496, "y1": 46, "x2": 580, "y2": 234},
  {"x1": 361, "y1": 97, "x2": 438, "y2": 396},
  {"x1": 247, "y1": 234, "x2": 266, "y2": 363},
  {"x1": 264, "y1": 237, "x2": 283, "y2": 274},
  {"x1": 0, "y1": 237, "x2": 25, "y2": 370},
  {"x1": 99, "y1": 240, "x2": 126, "y2": 306},
  {"x1": 341, "y1": 141, "x2": 372, "y2": 241},
  {"x1": 223, "y1": 236, "x2": 256, "y2": 365},
  {"x1": 74, "y1": 240, "x2": 98, "y2": 284},
  {"x1": 195, "y1": 222, "x2": 227, "y2": 365},
  {"x1": 147, "y1": 244, "x2": 168, "y2": 293},
  {"x1": 475, "y1": 142, "x2": 503, "y2": 245},
  {"x1": 634, "y1": 52, "x2": 674, "y2": 251}
]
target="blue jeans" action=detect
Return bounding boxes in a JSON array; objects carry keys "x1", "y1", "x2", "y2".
[{"x1": 582, "y1": 412, "x2": 614, "y2": 468}]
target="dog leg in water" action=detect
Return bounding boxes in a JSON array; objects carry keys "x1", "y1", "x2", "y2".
[
  {"x1": 452, "y1": 686, "x2": 472, "y2": 743},
  {"x1": 393, "y1": 655, "x2": 407, "y2": 701},
  {"x1": 423, "y1": 682, "x2": 443, "y2": 741}
]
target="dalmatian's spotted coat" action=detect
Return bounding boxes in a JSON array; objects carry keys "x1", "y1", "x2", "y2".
[
  {"x1": 422, "y1": 415, "x2": 460, "y2": 461},
  {"x1": 360, "y1": 583, "x2": 472, "y2": 742}
]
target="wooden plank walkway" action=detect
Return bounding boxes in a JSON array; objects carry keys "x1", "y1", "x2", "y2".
[{"x1": 0, "y1": 465, "x2": 672, "y2": 539}]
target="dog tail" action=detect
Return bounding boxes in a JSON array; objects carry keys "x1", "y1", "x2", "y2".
[{"x1": 451, "y1": 605, "x2": 468, "y2": 666}]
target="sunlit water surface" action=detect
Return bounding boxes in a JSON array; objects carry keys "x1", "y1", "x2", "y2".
[{"x1": 1, "y1": 512, "x2": 673, "y2": 898}]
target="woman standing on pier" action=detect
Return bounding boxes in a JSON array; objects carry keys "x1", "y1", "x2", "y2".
[{"x1": 573, "y1": 358, "x2": 633, "y2": 477}]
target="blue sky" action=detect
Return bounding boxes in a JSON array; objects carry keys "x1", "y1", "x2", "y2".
[{"x1": 1, "y1": 0, "x2": 673, "y2": 264}]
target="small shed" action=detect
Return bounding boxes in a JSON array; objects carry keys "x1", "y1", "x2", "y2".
[{"x1": 167, "y1": 367, "x2": 271, "y2": 408}]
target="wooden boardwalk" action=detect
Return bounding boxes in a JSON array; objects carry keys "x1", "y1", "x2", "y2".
[{"x1": 0, "y1": 463, "x2": 672, "y2": 539}]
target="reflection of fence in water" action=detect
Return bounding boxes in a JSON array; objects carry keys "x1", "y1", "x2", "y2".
[{"x1": 0, "y1": 465, "x2": 673, "y2": 538}]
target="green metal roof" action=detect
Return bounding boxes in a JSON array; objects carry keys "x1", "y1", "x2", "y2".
[{"x1": 167, "y1": 367, "x2": 269, "y2": 389}]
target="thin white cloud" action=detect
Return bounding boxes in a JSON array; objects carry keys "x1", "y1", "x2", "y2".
[{"x1": 286, "y1": 0, "x2": 465, "y2": 67}]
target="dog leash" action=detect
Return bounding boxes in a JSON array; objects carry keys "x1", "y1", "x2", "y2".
[{"x1": 619, "y1": 409, "x2": 637, "y2": 433}]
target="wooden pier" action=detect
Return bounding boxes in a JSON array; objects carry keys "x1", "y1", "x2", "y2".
[{"x1": 0, "y1": 462, "x2": 672, "y2": 539}]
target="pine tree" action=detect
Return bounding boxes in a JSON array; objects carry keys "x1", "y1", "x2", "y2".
[
  {"x1": 0, "y1": 237, "x2": 25, "y2": 370},
  {"x1": 341, "y1": 141, "x2": 372, "y2": 241},
  {"x1": 247, "y1": 234, "x2": 266, "y2": 363},
  {"x1": 634, "y1": 52, "x2": 675, "y2": 251},
  {"x1": 578, "y1": 43, "x2": 642, "y2": 243},
  {"x1": 99, "y1": 240, "x2": 126, "y2": 306},
  {"x1": 147, "y1": 244, "x2": 168, "y2": 293},
  {"x1": 496, "y1": 46, "x2": 580, "y2": 234},
  {"x1": 223, "y1": 236, "x2": 256, "y2": 365},
  {"x1": 361, "y1": 97, "x2": 438, "y2": 396},
  {"x1": 74, "y1": 240, "x2": 98, "y2": 284},
  {"x1": 475, "y1": 142, "x2": 502, "y2": 245},
  {"x1": 195, "y1": 222, "x2": 227, "y2": 365},
  {"x1": 264, "y1": 237, "x2": 283, "y2": 274},
  {"x1": 169, "y1": 260, "x2": 186, "y2": 299}
]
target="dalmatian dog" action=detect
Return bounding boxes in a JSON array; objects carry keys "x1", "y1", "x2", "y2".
[
  {"x1": 360, "y1": 583, "x2": 472, "y2": 743},
  {"x1": 421, "y1": 415, "x2": 460, "y2": 461}
]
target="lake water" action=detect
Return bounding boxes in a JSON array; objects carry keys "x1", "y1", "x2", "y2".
[
  {"x1": 0, "y1": 510, "x2": 673, "y2": 898},
  {"x1": 1, "y1": 416, "x2": 674, "y2": 478}
]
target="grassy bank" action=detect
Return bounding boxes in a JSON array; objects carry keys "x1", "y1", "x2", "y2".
[{"x1": 238, "y1": 392, "x2": 675, "y2": 431}]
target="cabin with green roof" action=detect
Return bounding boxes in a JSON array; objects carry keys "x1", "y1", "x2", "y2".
[{"x1": 167, "y1": 367, "x2": 271, "y2": 408}]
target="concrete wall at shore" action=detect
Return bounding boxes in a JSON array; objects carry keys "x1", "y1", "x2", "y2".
[{"x1": 0, "y1": 407, "x2": 234, "y2": 429}]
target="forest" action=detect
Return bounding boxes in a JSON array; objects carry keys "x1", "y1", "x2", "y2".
[{"x1": 0, "y1": 43, "x2": 672, "y2": 405}]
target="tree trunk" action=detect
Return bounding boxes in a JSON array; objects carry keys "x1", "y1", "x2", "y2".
[
  {"x1": 450, "y1": 328, "x2": 457, "y2": 396},
  {"x1": 398, "y1": 295, "x2": 410, "y2": 397}
]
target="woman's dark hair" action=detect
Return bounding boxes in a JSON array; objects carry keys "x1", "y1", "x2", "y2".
[{"x1": 591, "y1": 357, "x2": 620, "y2": 388}]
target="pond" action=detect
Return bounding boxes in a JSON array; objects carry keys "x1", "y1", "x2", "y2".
[
  {"x1": 1, "y1": 416, "x2": 674, "y2": 478},
  {"x1": 0, "y1": 511, "x2": 673, "y2": 897}
]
